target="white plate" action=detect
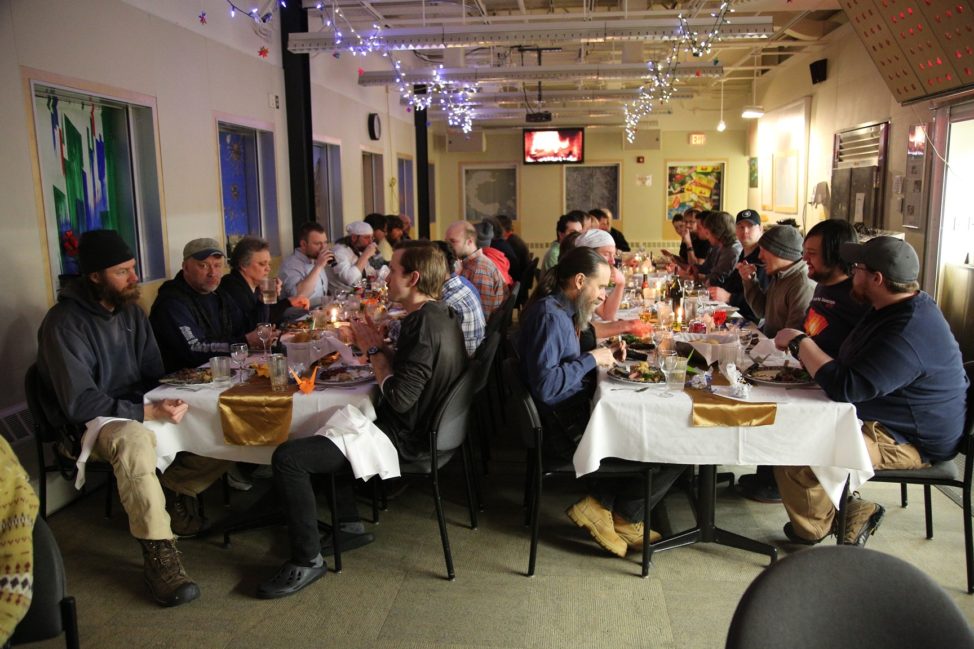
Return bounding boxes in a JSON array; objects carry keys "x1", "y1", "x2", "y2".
[
  {"x1": 745, "y1": 366, "x2": 815, "y2": 387},
  {"x1": 606, "y1": 366, "x2": 665, "y2": 385},
  {"x1": 315, "y1": 364, "x2": 376, "y2": 386}
]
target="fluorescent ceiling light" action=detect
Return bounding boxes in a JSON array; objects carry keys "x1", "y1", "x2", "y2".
[
  {"x1": 286, "y1": 18, "x2": 773, "y2": 52},
  {"x1": 361, "y1": 62, "x2": 722, "y2": 86},
  {"x1": 741, "y1": 105, "x2": 765, "y2": 119}
]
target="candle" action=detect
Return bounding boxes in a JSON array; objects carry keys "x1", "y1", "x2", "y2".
[
  {"x1": 677, "y1": 306, "x2": 684, "y2": 324},
  {"x1": 330, "y1": 307, "x2": 338, "y2": 324}
]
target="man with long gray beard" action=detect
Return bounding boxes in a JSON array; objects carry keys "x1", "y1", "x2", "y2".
[{"x1": 516, "y1": 247, "x2": 685, "y2": 559}]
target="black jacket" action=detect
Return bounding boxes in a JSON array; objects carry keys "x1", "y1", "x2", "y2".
[{"x1": 219, "y1": 269, "x2": 291, "y2": 331}]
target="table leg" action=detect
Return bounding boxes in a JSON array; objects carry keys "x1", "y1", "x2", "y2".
[{"x1": 648, "y1": 465, "x2": 777, "y2": 565}]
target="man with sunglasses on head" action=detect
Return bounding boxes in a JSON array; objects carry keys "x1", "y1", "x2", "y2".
[{"x1": 773, "y1": 237, "x2": 968, "y2": 548}]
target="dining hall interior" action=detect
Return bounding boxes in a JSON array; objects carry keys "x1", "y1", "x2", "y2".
[{"x1": 3, "y1": 0, "x2": 974, "y2": 647}]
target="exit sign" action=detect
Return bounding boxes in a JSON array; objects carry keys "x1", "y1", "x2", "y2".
[{"x1": 689, "y1": 133, "x2": 707, "y2": 145}]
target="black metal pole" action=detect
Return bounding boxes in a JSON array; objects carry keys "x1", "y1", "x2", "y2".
[
  {"x1": 279, "y1": 4, "x2": 314, "y2": 248},
  {"x1": 413, "y1": 85, "x2": 430, "y2": 240}
]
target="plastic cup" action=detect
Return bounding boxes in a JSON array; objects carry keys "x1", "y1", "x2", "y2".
[
  {"x1": 210, "y1": 356, "x2": 231, "y2": 387},
  {"x1": 268, "y1": 353, "x2": 289, "y2": 392}
]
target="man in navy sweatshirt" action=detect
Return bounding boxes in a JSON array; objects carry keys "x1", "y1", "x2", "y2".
[{"x1": 773, "y1": 237, "x2": 968, "y2": 547}]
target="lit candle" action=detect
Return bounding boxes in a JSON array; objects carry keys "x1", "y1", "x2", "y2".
[
  {"x1": 677, "y1": 306, "x2": 684, "y2": 324},
  {"x1": 330, "y1": 307, "x2": 338, "y2": 324}
]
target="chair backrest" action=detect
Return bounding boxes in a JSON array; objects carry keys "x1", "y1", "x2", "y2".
[
  {"x1": 24, "y1": 364, "x2": 66, "y2": 446},
  {"x1": 485, "y1": 282, "x2": 520, "y2": 338},
  {"x1": 725, "y1": 545, "x2": 974, "y2": 649},
  {"x1": 471, "y1": 331, "x2": 501, "y2": 395},
  {"x1": 515, "y1": 257, "x2": 539, "y2": 308},
  {"x1": 430, "y1": 360, "x2": 480, "y2": 453},
  {"x1": 9, "y1": 517, "x2": 72, "y2": 646},
  {"x1": 962, "y1": 360, "x2": 974, "y2": 452},
  {"x1": 502, "y1": 357, "x2": 543, "y2": 450}
]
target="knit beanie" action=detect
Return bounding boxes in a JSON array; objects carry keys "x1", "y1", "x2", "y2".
[
  {"x1": 758, "y1": 225, "x2": 803, "y2": 262},
  {"x1": 475, "y1": 220, "x2": 495, "y2": 249},
  {"x1": 78, "y1": 230, "x2": 134, "y2": 274}
]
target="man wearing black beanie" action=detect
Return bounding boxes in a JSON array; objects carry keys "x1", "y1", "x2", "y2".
[{"x1": 35, "y1": 230, "x2": 227, "y2": 608}]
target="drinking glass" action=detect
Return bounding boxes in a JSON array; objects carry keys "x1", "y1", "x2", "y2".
[
  {"x1": 259, "y1": 277, "x2": 277, "y2": 305},
  {"x1": 256, "y1": 322, "x2": 272, "y2": 358},
  {"x1": 209, "y1": 356, "x2": 232, "y2": 388},
  {"x1": 230, "y1": 343, "x2": 249, "y2": 385},
  {"x1": 268, "y1": 353, "x2": 289, "y2": 392},
  {"x1": 659, "y1": 350, "x2": 678, "y2": 391},
  {"x1": 664, "y1": 356, "x2": 689, "y2": 392}
]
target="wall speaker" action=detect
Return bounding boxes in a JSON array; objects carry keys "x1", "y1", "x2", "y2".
[{"x1": 810, "y1": 59, "x2": 828, "y2": 85}]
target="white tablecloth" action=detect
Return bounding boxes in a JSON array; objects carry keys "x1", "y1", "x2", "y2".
[
  {"x1": 574, "y1": 373, "x2": 872, "y2": 508},
  {"x1": 144, "y1": 382, "x2": 379, "y2": 468}
]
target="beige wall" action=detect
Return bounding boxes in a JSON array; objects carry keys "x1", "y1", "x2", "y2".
[{"x1": 430, "y1": 127, "x2": 749, "y2": 249}]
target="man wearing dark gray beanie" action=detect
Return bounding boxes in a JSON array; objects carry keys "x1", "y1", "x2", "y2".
[
  {"x1": 35, "y1": 229, "x2": 227, "y2": 608},
  {"x1": 737, "y1": 224, "x2": 815, "y2": 337}
]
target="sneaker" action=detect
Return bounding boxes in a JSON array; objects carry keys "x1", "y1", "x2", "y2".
[
  {"x1": 783, "y1": 522, "x2": 830, "y2": 545},
  {"x1": 139, "y1": 539, "x2": 201, "y2": 607},
  {"x1": 167, "y1": 492, "x2": 210, "y2": 538},
  {"x1": 612, "y1": 512, "x2": 662, "y2": 551},
  {"x1": 225, "y1": 465, "x2": 253, "y2": 492},
  {"x1": 256, "y1": 556, "x2": 327, "y2": 599},
  {"x1": 321, "y1": 522, "x2": 375, "y2": 553},
  {"x1": 738, "y1": 473, "x2": 782, "y2": 503},
  {"x1": 566, "y1": 496, "x2": 627, "y2": 558},
  {"x1": 843, "y1": 497, "x2": 886, "y2": 547}
]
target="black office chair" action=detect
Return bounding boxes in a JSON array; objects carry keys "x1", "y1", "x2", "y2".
[
  {"x1": 9, "y1": 517, "x2": 80, "y2": 649},
  {"x1": 398, "y1": 360, "x2": 481, "y2": 581},
  {"x1": 502, "y1": 357, "x2": 657, "y2": 577},
  {"x1": 725, "y1": 545, "x2": 974, "y2": 649},
  {"x1": 24, "y1": 364, "x2": 114, "y2": 520},
  {"x1": 868, "y1": 360, "x2": 974, "y2": 592}
]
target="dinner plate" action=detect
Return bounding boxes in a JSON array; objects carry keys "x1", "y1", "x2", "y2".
[
  {"x1": 606, "y1": 365, "x2": 665, "y2": 385},
  {"x1": 158, "y1": 367, "x2": 213, "y2": 386},
  {"x1": 744, "y1": 365, "x2": 815, "y2": 387},
  {"x1": 315, "y1": 364, "x2": 376, "y2": 386}
]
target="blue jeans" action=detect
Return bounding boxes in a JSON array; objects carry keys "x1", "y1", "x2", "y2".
[{"x1": 272, "y1": 436, "x2": 361, "y2": 563}]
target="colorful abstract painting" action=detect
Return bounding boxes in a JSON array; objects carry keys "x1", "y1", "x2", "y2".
[
  {"x1": 665, "y1": 162, "x2": 725, "y2": 220},
  {"x1": 219, "y1": 127, "x2": 261, "y2": 250},
  {"x1": 35, "y1": 94, "x2": 137, "y2": 276}
]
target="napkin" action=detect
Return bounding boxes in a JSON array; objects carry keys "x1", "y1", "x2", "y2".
[
  {"x1": 317, "y1": 405, "x2": 400, "y2": 481},
  {"x1": 315, "y1": 334, "x2": 360, "y2": 366},
  {"x1": 686, "y1": 333, "x2": 739, "y2": 367}
]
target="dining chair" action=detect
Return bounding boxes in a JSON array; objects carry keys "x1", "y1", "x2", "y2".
[
  {"x1": 8, "y1": 517, "x2": 80, "y2": 649},
  {"x1": 514, "y1": 256, "x2": 539, "y2": 312},
  {"x1": 24, "y1": 364, "x2": 115, "y2": 520},
  {"x1": 725, "y1": 545, "x2": 974, "y2": 649},
  {"x1": 868, "y1": 360, "x2": 974, "y2": 593},
  {"x1": 469, "y1": 331, "x2": 502, "y2": 497},
  {"x1": 397, "y1": 359, "x2": 481, "y2": 581},
  {"x1": 502, "y1": 357, "x2": 657, "y2": 577}
]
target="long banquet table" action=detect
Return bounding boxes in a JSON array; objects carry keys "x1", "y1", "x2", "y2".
[
  {"x1": 575, "y1": 368, "x2": 872, "y2": 562},
  {"x1": 143, "y1": 381, "x2": 378, "y2": 469}
]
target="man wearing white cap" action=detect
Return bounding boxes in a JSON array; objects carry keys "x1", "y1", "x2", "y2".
[
  {"x1": 575, "y1": 229, "x2": 624, "y2": 322},
  {"x1": 326, "y1": 221, "x2": 380, "y2": 293}
]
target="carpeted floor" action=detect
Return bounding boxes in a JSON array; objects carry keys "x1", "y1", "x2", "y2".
[{"x1": 28, "y1": 445, "x2": 974, "y2": 649}]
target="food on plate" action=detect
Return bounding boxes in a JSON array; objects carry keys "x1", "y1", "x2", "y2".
[
  {"x1": 746, "y1": 365, "x2": 813, "y2": 384},
  {"x1": 312, "y1": 351, "x2": 341, "y2": 370},
  {"x1": 609, "y1": 362, "x2": 664, "y2": 384},
  {"x1": 316, "y1": 364, "x2": 374, "y2": 384},
  {"x1": 159, "y1": 367, "x2": 212, "y2": 385}
]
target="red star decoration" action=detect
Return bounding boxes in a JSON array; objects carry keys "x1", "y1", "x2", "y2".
[
  {"x1": 198, "y1": 11, "x2": 207, "y2": 24},
  {"x1": 258, "y1": 46, "x2": 269, "y2": 58}
]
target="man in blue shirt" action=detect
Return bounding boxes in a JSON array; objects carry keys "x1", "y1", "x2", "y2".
[
  {"x1": 278, "y1": 222, "x2": 335, "y2": 307},
  {"x1": 774, "y1": 237, "x2": 968, "y2": 546},
  {"x1": 517, "y1": 247, "x2": 685, "y2": 559}
]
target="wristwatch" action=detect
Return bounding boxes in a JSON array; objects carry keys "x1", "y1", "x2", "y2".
[
  {"x1": 787, "y1": 334, "x2": 808, "y2": 358},
  {"x1": 366, "y1": 345, "x2": 382, "y2": 360}
]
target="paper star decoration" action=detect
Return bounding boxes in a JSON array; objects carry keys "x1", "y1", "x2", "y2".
[
  {"x1": 258, "y1": 46, "x2": 269, "y2": 58},
  {"x1": 198, "y1": 11, "x2": 207, "y2": 24}
]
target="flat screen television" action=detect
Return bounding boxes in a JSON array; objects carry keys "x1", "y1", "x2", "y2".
[{"x1": 523, "y1": 127, "x2": 584, "y2": 164}]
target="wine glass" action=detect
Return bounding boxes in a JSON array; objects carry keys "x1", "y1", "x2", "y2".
[
  {"x1": 230, "y1": 343, "x2": 249, "y2": 385},
  {"x1": 659, "y1": 350, "x2": 679, "y2": 394},
  {"x1": 256, "y1": 322, "x2": 272, "y2": 358}
]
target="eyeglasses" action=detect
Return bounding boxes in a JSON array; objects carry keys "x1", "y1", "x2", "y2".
[{"x1": 850, "y1": 263, "x2": 874, "y2": 275}]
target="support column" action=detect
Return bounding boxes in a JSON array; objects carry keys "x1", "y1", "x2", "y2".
[
  {"x1": 279, "y1": 4, "x2": 314, "y2": 248},
  {"x1": 413, "y1": 86, "x2": 430, "y2": 240}
]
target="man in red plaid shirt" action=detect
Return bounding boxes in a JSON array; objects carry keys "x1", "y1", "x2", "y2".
[{"x1": 444, "y1": 220, "x2": 509, "y2": 318}]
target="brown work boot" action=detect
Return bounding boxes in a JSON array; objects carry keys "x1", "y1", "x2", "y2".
[
  {"x1": 167, "y1": 492, "x2": 209, "y2": 538},
  {"x1": 566, "y1": 496, "x2": 627, "y2": 558},
  {"x1": 842, "y1": 495, "x2": 886, "y2": 547},
  {"x1": 139, "y1": 539, "x2": 201, "y2": 607},
  {"x1": 612, "y1": 512, "x2": 662, "y2": 551}
]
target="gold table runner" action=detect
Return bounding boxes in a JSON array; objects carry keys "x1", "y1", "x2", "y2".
[
  {"x1": 218, "y1": 378, "x2": 299, "y2": 446},
  {"x1": 686, "y1": 374, "x2": 777, "y2": 427}
]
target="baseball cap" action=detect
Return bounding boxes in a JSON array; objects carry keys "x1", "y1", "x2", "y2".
[
  {"x1": 736, "y1": 209, "x2": 761, "y2": 226},
  {"x1": 840, "y1": 236, "x2": 919, "y2": 283},
  {"x1": 183, "y1": 238, "x2": 224, "y2": 261}
]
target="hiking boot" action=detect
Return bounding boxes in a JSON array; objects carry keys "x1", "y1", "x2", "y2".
[
  {"x1": 612, "y1": 512, "x2": 662, "y2": 551},
  {"x1": 783, "y1": 522, "x2": 830, "y2": 545},
  {"x1": 738, "y1": 473, "x2": 782, "y2": 504},
  {"x1": 167, "y1": 492, "x2": 209, "y2": 538},
  {"x1": 566, "y1": 496, "x2": 627, "y2": 558},
  {"x1": 843, "y1": 496, "x2": 886, "y2": 547},
  {"x1": 139, "y1": 539, "x2": 200, "y2": 607}
]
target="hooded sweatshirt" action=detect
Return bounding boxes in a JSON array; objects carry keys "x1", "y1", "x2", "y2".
[{"x1": 36, "y1": 278, "x2": 163, "y2": 429}]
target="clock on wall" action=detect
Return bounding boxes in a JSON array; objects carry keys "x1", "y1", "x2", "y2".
[{"x1": 367, "y1": 113, "x2": 381, "y2": 141}]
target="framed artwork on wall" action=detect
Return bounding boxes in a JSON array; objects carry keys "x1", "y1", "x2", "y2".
[
  {"x1": 565, "y1": 164, "x2": 620, "y2": 217},
  {"x1": 748, "y1": 157, "x2": 759, "y2": 189},
  {"x1": 461, "y1": 164, "x2": 518, "y2": 221},
  {"x1": 665, "y1": 161, "x2": 725, "y2": 220}
]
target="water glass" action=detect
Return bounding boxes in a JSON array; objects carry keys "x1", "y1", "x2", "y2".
[
  {"x1": 664, "y1": 355, "x2": 689, "y2": 391},
  {"x1": 210, "y1": 356, "x2": 232, "y2": 387},
  {"x1": 268, "y1": 353, "x2": 289, "y2": 392},
  {"x1": 259, "y1": 277, "x2": 277, "y2": 305}
]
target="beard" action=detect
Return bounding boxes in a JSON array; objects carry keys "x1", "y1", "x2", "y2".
[
  {"x1": 573, "y1": 292, "x2": 600, "y2": 331},
  {"x1": 850, "y1": 284, "x2": 870, "y2": 305},
  {"x1": 95, "y1": 281, "x2": 142, "y2": 308}
]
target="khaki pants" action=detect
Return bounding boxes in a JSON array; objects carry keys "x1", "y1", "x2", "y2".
[
  {"x1": 773, "y1": 421, "x2": 927, "y2": 540},
  {"x1": 92, "y1": 420, "x2": 229, "y2": 540}
]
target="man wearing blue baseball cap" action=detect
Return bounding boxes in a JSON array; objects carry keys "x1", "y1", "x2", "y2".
[{"x1": 773, "y1": 236, "x2": 968, "y2": 547}]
